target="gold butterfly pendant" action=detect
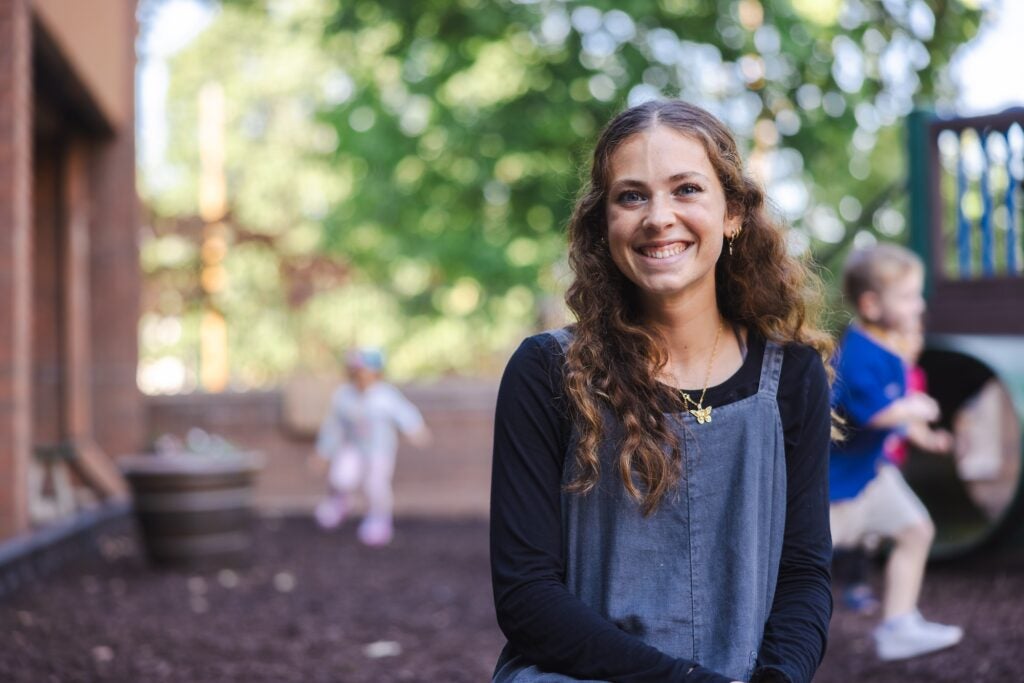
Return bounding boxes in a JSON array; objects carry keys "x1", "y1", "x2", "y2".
[{"x1": 689, "y1": 406, "x2": 712, "y2": 424}]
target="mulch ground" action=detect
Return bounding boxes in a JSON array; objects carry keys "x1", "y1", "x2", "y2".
[{"x1": 2, "y1": 515, "x2": 1023, "y2": 682}]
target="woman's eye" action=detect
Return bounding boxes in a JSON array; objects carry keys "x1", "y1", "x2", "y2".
[
  {"x1": 676, "y1": 183, "x2": 702, "y2": 196},
  {"x1": 617, "y1": 190, "x2": 644, "y2": 204}
]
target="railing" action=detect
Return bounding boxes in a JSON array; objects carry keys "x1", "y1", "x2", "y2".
[{"x1": 908, "y1": 108, "x2": 1024, "y2": 334}]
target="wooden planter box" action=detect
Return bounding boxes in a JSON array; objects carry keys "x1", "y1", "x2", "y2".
[{"x1": 120, "y1": 453, "x2": 263, "y2": 568}]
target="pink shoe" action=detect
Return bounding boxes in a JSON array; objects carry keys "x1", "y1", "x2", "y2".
[
  {"x1": 314, "y1": 496, "x2": 347, "y2": 530},
  {"x1": 357, "y1": 516, "x2": 393, "y2": 546}
]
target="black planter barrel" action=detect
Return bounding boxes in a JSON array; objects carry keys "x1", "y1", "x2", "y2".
[
  {"x1": 906, "y1": 334, "x2": 1024, "y2": 559},
  {"x1": 120, "y1": 453, "x2": 263, "y2": 567}
]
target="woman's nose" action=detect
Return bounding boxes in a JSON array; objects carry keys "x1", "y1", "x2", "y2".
[{"x1": 644, "y1": 193, "x2": 674, "y2": 230}]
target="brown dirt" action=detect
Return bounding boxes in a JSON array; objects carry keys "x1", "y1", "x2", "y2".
[
  {"x1": 817, "y1": 550, "x2": 1024, "y2": 682},
  {"x1": 2, "y1": 516, "x2": 1022, "y2": 682}
]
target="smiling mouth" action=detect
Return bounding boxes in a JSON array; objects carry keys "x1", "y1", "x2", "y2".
[{"x1": 637, "y1": 242, "x2": 691, "y2": 259}]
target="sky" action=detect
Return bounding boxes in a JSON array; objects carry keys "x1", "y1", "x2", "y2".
[
  {"x1": 137, "y1": 0, "x2": 216, "y2": 188},
  {"x1": 136, "y1": 0, "x2": 1024, "y2": 180},
  {"x1": 953, "y1": 0, "x2": 1024, "y2": 113}
]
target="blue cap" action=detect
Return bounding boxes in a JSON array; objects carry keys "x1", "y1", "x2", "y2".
[{"x1": 345, "y1": 347, "x2": 384, "y2": 372}]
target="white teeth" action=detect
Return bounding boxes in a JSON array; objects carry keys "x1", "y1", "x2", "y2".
[{"x1": 640, "y1": 243, "x2": 688, "y2": 259}]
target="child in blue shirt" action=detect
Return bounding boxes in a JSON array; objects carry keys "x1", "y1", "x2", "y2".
[{"x1": 830, "y1": 244, "x2": 961, "y2": 661}]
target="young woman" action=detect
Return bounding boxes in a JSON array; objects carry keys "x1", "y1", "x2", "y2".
[{"x1": 490, "y1": 100, "x2": 834, "y2": 683}]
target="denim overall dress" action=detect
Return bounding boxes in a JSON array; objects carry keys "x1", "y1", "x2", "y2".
[{"x1": 494, "y1": 329, "x2": 788, "y2": 682}]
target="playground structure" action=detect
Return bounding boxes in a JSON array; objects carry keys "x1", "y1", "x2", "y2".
[{"x1": 906, "y1": 108, "x2": 1024, "y2": 557}]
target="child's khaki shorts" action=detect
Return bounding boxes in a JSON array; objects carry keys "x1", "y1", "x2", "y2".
[{"x1": 830, "y1": 464, "x2": 931, "y2": 548}]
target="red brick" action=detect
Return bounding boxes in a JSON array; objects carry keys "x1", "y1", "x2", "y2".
[
  {"x1": 0, "y1": 0, "x2": 143, "y2": 540},
  {"x1": 0, "y1": 0, "x2": 33, "y2": 539}
]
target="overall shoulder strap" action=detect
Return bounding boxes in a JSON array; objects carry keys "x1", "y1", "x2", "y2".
[
  {"x1": 545, "y1": 326, "x2": 574, "y2": 354},
  {"x1": 757, "y1": 340, "x2": 785, "y2": 398}
]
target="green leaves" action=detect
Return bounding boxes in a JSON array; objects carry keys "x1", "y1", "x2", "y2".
[{"x1": 143, "y1": 0, "x2": 982, "y2": 380}]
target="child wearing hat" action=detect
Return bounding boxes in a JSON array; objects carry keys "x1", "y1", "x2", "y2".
[{"x1": 312, "y1": 348, "x2": 430, "y2": 545}]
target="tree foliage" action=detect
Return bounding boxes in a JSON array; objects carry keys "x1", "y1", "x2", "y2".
[
  {"x1": 308, "y1": 0, "x2": 980, "y2": 281},
  {"x1": 142, "y1": 0, "x2": 983, "y2": 384}
]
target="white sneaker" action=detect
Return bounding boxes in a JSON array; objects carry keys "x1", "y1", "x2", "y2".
[
  {"x1": 909, "y1": 610, "x2": 964, "y2": 642},
  {"x1": 874, "y1": 612, "x2": 963, "y2": 661}
]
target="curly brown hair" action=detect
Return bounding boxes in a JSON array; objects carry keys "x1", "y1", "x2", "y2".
[{"x1": 564, "y1": 99, "x2": 834, "y2": 515}]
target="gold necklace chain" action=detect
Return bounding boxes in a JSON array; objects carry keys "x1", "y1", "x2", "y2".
[{"x1": 680, "y1": 320, "x2": 723, "y2": 425}]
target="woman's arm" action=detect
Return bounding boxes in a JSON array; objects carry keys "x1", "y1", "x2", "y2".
[
  {"x1": 491, "y1": 336, "x2": 732, "y2": 683},
  {"x1": 752, "y1": 347, "x2": 833, "y2": 683}
]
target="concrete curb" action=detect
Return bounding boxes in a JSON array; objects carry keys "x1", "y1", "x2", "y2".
[{"x1": 0, "y1": 500, "x2": 132, "y2": 600}]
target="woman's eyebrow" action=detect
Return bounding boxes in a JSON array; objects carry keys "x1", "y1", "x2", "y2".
[
  {"x1": 611, "y1": 171, "x2": 710, "y2": 188},
  {"x1": 609, "y1": 178, "x2": 647, "y2": 188},
  {"x1": 668, "y1": 171, "x2": 709, "y2": 182}
]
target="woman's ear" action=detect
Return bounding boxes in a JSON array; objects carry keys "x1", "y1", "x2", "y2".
[{"x1": 725, "y1": 213, "x2": 742, "y2": 239}]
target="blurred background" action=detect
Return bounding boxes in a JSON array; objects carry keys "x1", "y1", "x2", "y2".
[
  {"x1": 2, "y1": 0, "x2": 1024, "y2": 681},
  {"x1": 134, "y1": 0, "x2": 1011, "y2": 388}
]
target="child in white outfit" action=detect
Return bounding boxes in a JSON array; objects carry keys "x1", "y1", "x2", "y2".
[{"x1": 312, "y1": 348, "x2": 430, "y2": 545}]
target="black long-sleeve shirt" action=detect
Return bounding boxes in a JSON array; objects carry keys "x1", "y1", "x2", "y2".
[{"x1": 490, "y1": 331, "x2": 832, "y2": 683}]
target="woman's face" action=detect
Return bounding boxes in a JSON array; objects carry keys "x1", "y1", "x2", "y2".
[{"x1": 605, "y1": 125, "x2": 740, "y2": 309}]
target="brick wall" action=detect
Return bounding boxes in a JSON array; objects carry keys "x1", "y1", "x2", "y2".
[
  {"x1": 87, "y1": 0, "x2": 142, "y2": 461},
  {"x1": 145, "y1": 381, "x2": 499, "y2": 518},
  {"x1": 0, "y1": 0, "x2": 34, "y2": 538},
  {"x1": 0, "y1": 0, "x2": 141, "y2": 542}
]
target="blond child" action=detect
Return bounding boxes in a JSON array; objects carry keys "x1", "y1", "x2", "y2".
[{"x1": 830, "y1": 244, "x2": 961, "y2": 661}]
